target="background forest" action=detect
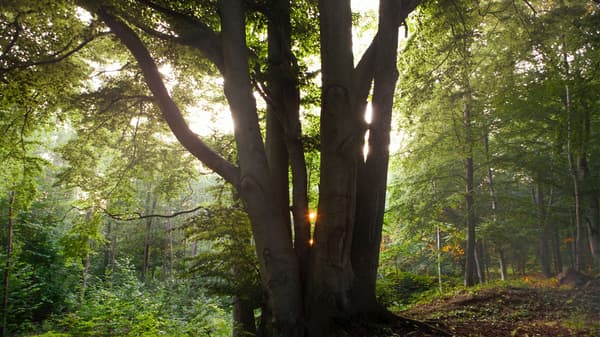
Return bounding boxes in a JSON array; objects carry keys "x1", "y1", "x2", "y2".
[{"x1": 1, "y1": 0, "x2": 599, "y2": 336}]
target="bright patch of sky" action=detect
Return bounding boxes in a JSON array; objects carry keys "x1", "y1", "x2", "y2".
[{"x1": 352, "y1": 0, "x2": 378, "y2": 12}]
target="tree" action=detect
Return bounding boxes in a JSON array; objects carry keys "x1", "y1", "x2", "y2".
[{"x1": 3, "y1": 0, "x2": 424, "y2": 335}]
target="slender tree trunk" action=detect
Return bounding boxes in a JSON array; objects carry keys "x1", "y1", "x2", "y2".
[
  {"x1": 474, "y1": 244, "x2": 483, "y2": 284},
  {"x1": 437, "y1": 226, "x2": 443, "y2": 292},
  {"x1": 552, "y1": 223, "x2": 563, "y2": 273},
  {"x1": 484, "y1": 128, "x2": 504, "y2": 282},
  {"x1": 564, "y1": 82, "x2": 586, "y2": 271},
  {"x1": 191, "y1": 241, "x2": 197, "y2": 257},
  {"x1": 167, "y1": 217, "x2": 174, "y2": 285},
  {"x1": 81, "y1": 252, "x2": 90, "y2": 302},
  {"x1": 80, "y1": 210, "x2": 92, "y2": 302},
  {"x1": 535, "y1": 183, "x2": 552, "y2": 277},
  {"x1": 544, "y1": 188, "x2": 563, "y2": 274},
  {"x1": 464, "y1": 92, "x2": 477, "y2": 287},
  {"x1": 498, "y1": 247, "x2": 507, "y2": 281},
  {"x1": 477, "y1": 241, "x2": 487, "y2": 283},
  {"x1": 110, "y1": 221, "x2": 117, "y2": 287},
  {"x1": 2, "y1": 191, "x2": 15, "y2": 337},
  {"x1": 142, "y1": 195, "x2": 157, "y2": 283},
  {"x1": 102, "y1": 222, "x2": 111, "y2": 279}
]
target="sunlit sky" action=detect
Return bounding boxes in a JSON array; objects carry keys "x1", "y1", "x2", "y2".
[{"x1": 352, "y1": 0, "x2": 378, "y2": 12}]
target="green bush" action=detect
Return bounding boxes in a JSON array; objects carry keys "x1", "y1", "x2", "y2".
[
  {"x1": 35, "y1": 259, "x2": 231, "y2": 337},
  {"x1": 376, "y1": 271, "x2": 435, "y2": 310}
]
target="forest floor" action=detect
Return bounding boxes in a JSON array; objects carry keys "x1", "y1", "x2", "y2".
[{"x1": 396, "y1": 276, "x2": 600, "y2": 337}]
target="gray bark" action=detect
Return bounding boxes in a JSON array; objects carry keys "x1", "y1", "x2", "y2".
[
  {"x1": 306, "y1": 1, "x2": 357, "y2": 334},
  {"x1": 351, "y1": 0, "x2": 401, "y2": 313},
  {"x1": 218, "y1": 1, "x2": 303, "y2": 334},
  {"x1": 464, "y1": 102, "x2": 476, "y2": 287}
]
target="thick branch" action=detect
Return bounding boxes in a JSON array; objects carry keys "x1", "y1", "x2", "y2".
[
  {"x1": 86, "y1": 4, "x2": 240, "y2": 187},
  {"x1": 352, "y1": 0, "x2": 422, "y2": 104},
  {"x1": 131, "y1": 0, "x2": 224, "y2": 71}
]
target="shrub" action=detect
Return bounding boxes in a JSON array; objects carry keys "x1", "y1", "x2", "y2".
[{"x1": 376, "y1": 271, "x2": 435, "y2": 310}]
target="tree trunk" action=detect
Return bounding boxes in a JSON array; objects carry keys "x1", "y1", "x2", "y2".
[
  {"x1": 306, "y1": 1, "x2": 361, "y2": 334},
  {"x1": 535, "y1": 183, "x2": 552, "y2": 278},
  {"x1": 464, "y1": 94, "x2": 477, "y2": 287},
  {"x1": 498, "y1": 247, "x2": 507, "y2": 281},
  {"x1": 564, "y1": 82, "x2": 586, "y2": 271},
  {"x1": 2, "y1": 191, "x2": 15, "y2": 337},
  {"x1": 437, "y1": 226, "x2": 443, "y2": 292},
  {"x1": 219, "y1": 1, "x2": 303, "y2": 334},
  {"x1": 142, "y1": 195, "x2": 157, "y2": 283},
  {"x1": 351, "y1": 0, "x2": 401, "y2": 315},
  {"x1": 80, "y1": 210, "x2": 93, "y2": 302},
  {"x1": 551, "y1": 223, "x2": 563, "y2": 273},
  {"x1": 265, "y1": 0, "x2": 311, "y2": 282},
  {"x1": 232, "y1": 295, "x2": 257, "y2": 337},
  {"x1": 475, "y1": 241, "x2": 484, "y2": 284},
  {"x1": 102, "y1": 222, "x2": 111, "y2": 279},
  {"x1": 85, "y1": 1, "x2": 424, "y2": 334},
  {"x1": 166, "y1": 217, "x2": 174, "y2": 285},
  {"x1": 545, "y1": 188, "x2": 563, "y2": 274},
  {"x1": 579, "y1": 156, "x2": 600, "y2": 263}
]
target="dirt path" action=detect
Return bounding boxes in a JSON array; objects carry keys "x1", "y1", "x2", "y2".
[{"x1": 400, "y1": 283, "x2": 600, "y2": 337}]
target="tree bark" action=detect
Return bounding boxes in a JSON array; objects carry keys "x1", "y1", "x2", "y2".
[
  {"x1": 351, "y1": 0, "x2": 401, "y2": 314},
  {"x1": 80, "y1": 210, "x2": 93, "y2": 302},
  {"x1": 306, "y1": 1, "x2": 358, "y2": 334},
  {"x1": 498, "y1": 247, "x2": 507, "y2": 281},
  {"x1": 579, "y1": 156, "x2": 600, "y2": 263},
  {"x1": 142, "y1": 194, "x2": 157, "y2": 283},
  {"x1": 232, "y1": 296, "x2": 257, "y2": 337},
  {"x1": 83, "y1": 1, "x2": 427, "y2": 335},
  {"x1": 2, "y1": 191, "x2": 15, "y2": 337},
  {"x1": 551, "y1": 223, "x2": 563, "y2": 273},
  {"x1": 535, "y1": 183, "x2": 552, "y2": 278},
  {"x1": 166, "y1": 217, "x2": 174, "y2": 285},
  {"x1": 265, "y1": 0, "x2": 311, "y2": 280},
  {"x1": 464, "y1": 98, "x2": 477, "y2": 287},
  {"x1": 218, "y1": 1, "x2": 303, "y2": 334}
]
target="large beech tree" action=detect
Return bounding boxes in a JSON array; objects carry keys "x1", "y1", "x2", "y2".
[{"x1": 4, "y1": 0, "x2": 420, "y2": 335}]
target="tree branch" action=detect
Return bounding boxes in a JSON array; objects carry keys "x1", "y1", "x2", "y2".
[
  {"x1": 353, "y1": 0, "x2": 422, "y2": 103},
  {"x1": 82, "y1": 3, "x2": 241, "y2": 188},
  {"x1": 130, "y1": 0, "x2": 224, "y2": 71},
  {"x1": 101, "y1": 204, "x2": 208, "y2": 221},
  {"x1": 0, "y1": 31, "x2": 108, "y2": 75}
]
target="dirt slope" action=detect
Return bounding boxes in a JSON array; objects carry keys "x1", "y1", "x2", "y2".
[{"x1": 400, "y1": 282, "x2": 600, "y2": 337}]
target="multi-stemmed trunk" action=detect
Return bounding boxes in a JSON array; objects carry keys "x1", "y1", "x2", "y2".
[{"x1": 82, "y1": 0, "x2": 420, "y2": 334}]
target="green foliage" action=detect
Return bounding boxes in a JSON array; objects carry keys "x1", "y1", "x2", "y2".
[
  {"x1": 376, "y1": 271, "x2": 435, "y2": 310},
  {"x1": 185, "y1": 204, "x2": 261, "y2": 305},
  {"x1": 40, "y1": 260, "x2": 230, "y2": 337}
]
